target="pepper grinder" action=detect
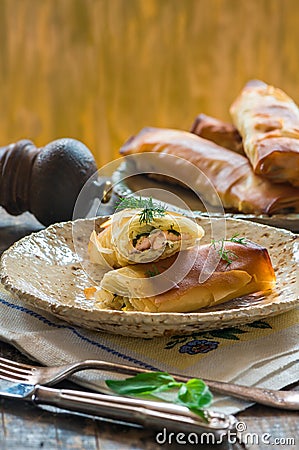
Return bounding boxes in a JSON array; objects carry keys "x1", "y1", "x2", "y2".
[{"x1": 0, "y1": 138, "x2": 98, "y2": 226}]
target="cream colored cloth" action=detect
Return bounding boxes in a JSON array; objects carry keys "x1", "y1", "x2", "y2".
[{"x1": 0, "y1": 284, "x2": 298, "y2": 415}]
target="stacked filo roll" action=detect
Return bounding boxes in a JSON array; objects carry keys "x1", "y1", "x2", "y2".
[{"x1": 191, "y1": 79, "x2": 299, "y2": 203}]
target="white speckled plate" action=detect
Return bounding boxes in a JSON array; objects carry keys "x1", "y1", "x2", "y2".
[
  {"x1": 0, "y1": 216, "x2": 298, "y2": 338},
  {"x1": 112, "y1": 161, "x2": 299, "y2": 233}
]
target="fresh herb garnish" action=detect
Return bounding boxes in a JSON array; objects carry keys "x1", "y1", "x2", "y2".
[
  {"x1": 211, "y1": 233, "x2": 247, "y2": 265},
  {"x1": 229, "y1": 233, "x2": 248, "y2": 245},
  {"x1": 138, "y1": 197, "x2": 166, "y2": 224},
  {"x1": 116, "y1": 196, "x2": 166, "y2": 224},
  {"x1": 105, "y1": 372, "x2": 213, "y2": 421},
  {"x1": 211, "y1": 239, "x2": 237, "y2": 265},
  {"x1": 177, "y1": 379, "x2": 213, "y2": 418},
  {"x1": 116, "y1": 196, "x2": 148, "y2": 210},
  {"x1": 145, "y1": 264, "x2": 160, "y2": 277}
]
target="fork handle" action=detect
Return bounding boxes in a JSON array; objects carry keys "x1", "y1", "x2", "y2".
[
  {"x1": 32, "y1": 385, "x2": 237, "y2": 434},
  {"x1": 199, "y1": 379, "x2": 299, "y2": 410},
  {"x1": 63, "y1": 360, "x2": 299, "y2": 410}
]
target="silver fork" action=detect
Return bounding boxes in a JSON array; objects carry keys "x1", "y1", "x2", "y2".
[{"x1": 0, "y1": 356, "x2": 298, "y2": 410}]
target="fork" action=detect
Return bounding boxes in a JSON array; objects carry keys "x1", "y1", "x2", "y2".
[{"x1": 0, "y1": 356, "x2": 298, "y2": 410}]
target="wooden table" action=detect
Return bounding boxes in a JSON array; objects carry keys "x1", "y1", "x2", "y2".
[{"x1": 0, "y1": 207, "x2": 298, "y2": 450}]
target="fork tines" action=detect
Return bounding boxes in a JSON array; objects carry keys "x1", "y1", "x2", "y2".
[{"x1": 0, "y1": 357, "x2": 32, "y2": 382}]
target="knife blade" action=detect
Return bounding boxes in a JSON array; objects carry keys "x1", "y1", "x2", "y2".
[{"x1": 0, "y1": 378, "x2": 237, "y2": 435}]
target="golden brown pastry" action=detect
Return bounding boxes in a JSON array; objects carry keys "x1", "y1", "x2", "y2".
[
  {"x1": 87, "y1": 239, "x2": 276, "y2": 313},
  {"x1": 88, "y1": 208, "x2": 204, "y2": 268},
  {"x1": 120, "y1": 127, "x2": 299, "y2": 215},
  {"x1": 190, "y1": 113, "x2": 244, "y2": 154},
  {"x1": 230, "y1": 80, "x2": 299, "y2": 187}
]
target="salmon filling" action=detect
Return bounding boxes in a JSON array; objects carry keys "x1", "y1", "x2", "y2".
[{"x1": 133, "y1": 229, "x2": 187, "y2": 252}]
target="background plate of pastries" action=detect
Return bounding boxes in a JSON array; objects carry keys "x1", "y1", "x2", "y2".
[{"x1": 112, "y1": 80, "x2": 299, "y2": 232}]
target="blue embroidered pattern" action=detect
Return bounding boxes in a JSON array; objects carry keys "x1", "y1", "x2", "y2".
[
  {"x1": 0, "y1": 297, "x2": 159, "y2": 371},
  {"x1": 165, "y1": 321, "x2": 272, "y2": 353},
  {"x1": 179, "y1": 339, "x2": 219, "y2": 355}
]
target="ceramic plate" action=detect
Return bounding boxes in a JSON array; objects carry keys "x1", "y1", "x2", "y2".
[
  {"x1": 112, "y1": 161, "x2": 299, "y2": 233},
  {"x1": 0, "y1": 216, "x2": 298, "y2": 338}
]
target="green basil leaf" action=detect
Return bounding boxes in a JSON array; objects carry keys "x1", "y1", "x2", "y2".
[
  {"x1": 105, "y1": 372, "x2": 181, "y2": 396},
  {"x1": 177, "y1": 379, "x2": 213, "y2": 410},
  {"x1": 105, "y1": 371, "x2": 213, "y2": 421}
]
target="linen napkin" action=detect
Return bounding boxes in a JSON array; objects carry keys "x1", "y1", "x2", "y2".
[{"x1": 0, "y1": 284, "x2": 298, "y2": 415}]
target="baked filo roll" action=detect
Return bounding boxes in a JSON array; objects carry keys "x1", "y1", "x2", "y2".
[
  {"x1": 86, "y1": 239, "x2": 276, "y2": 313},
  {"x1": 230, "y1": 79, "x2": 299, "y2": 186},
  {"x1": 191, "y1": 113, "x2": 244, "y2": 154},
  {"x1": 120, "y1": 127, "x2": 299, "y2": 215},
  {"x1": 88, "y1": 208, "x2": 204, "y2": 269}
]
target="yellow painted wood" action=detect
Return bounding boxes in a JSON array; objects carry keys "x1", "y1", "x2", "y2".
[{"x1": 0, "y1": 0, "x2": 298, "y2": 167}]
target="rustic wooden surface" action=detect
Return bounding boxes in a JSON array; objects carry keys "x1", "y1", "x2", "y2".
[
  {"x1": 0, "y1": 206, "x2": 298, "y2": 449},
  {"x1": 1, "y1": 0, "x2": 299, "y2": 166}
]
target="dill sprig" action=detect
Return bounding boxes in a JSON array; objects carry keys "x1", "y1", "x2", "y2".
[
  {"x1": 145, "y1": 264, "x2": 160, "y2": 277},
  {"x1": 211, "y1": 239, "x2": 237, "y2": 265},
  {"x1": 116, "y1": 196, "x2": 166, "y2": 224},
  {"x1": 211, "y1": 234, "x2": 247, "y2": 265},
  {"x1": 228, "y1": 233, "x2": 248, "y2": 245}
]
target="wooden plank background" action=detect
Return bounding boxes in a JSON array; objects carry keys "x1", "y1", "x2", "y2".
[{"x1": 0, "y1": 0, "x2": 298, "y2": 166}]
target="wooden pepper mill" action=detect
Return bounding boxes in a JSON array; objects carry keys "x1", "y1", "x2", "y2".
[{"x1": 0, "y1": 138, "x2": 98, "y2": 226}]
